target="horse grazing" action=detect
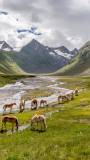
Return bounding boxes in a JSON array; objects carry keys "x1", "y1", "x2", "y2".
[
  {"x1": 40, "y1": 100, "x2": 47, "y2": 107},
  {"x1": 19, "y1": 99, "x2": 25, "y2": 112},
  {"x1": 58, "y1": 95, "x2": 68, "y2": 103},
  {"x1": 1, "y1": 115, "x2": 18, "y2": 132},
  {"x1": 67, "y1": 92, "x2": 74, "y2": 101},
  {"x1": 3, "y1": 103, "x2": 16, "y2": 113},
  {"x1": 31, "y1": 114, "x2": 47, "y2": 131},
  {"x1": 31, "y1": 99, "x2": 38, "y2": 110},
  {"x1": 75, "y1": 88, "x2": 79, "y2": 96}
]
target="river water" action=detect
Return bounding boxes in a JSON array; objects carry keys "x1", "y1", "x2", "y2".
[{"x1": 0, "y1": 76, "x2": 73, "y2": 113}]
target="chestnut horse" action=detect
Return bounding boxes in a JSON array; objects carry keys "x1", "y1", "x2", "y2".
[
  {"x1": 40, "y1": 100, "x2": 47, "y2": 107},
  {"x1": 67, "y1": 92, "x2": 74, "y2": 100},
  {"x1": 19, "y1": 99, "x2": 25, "y2": 112},
  {"x1": 3, "y1": 103, "x2": 16, "y2": 113},
  {"x1": 31, "y1": 114, "x2": 47, "y2": 131},
  {"x1": 58, "y1": 95, "x2": 68, "y2": 103},
  {"x1": 1, "y1": 115, "x2": 18, "y2": 132},
  {"x1": 31, "y1": 99, "x2": 38, "y2": 110},
  {"x1": 75, "y1": 89, "x2": 79, "y2": 96}
]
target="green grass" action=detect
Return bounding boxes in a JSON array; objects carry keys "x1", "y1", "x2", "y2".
[
  {"x1": 0, "y1": 77, "x2": 90, "y2": 160},
  {"x1": 21, "y1": 88, "x2": 53, "y2": 101}
]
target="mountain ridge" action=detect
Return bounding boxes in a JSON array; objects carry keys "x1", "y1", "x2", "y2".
[
  {"x1": 54, "y1": 41, "x2": 90, "y2": 76},
  {"x1": 0, "y1": 39, "x2": 79, "y2": 74}
]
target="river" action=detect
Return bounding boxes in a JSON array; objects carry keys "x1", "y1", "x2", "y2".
[{"x1": 0, "y1": 76, "x2": 73, "y2": 113}]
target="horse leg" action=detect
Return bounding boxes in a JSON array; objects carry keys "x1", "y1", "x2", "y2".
[
  {"x1": 3, "y1": 109, "x2": 5, "y2": 115},
  {"x1": 41, "y1": 122, "x2": 43, "y2": 131},
  {"x1": 1, "y1": 122, "x2": 4, "y2": 130},
  {"x1": 40, "y1": 102, "x2": 41, "y2": 107},
  {"x1": 43, "y1": 120, "x2": 47, "y2": 131},
  {"x1": 37, "y1": 122, "x2": 38, "y2": 130},
  {"x1": 36, "y1": 103, "x2": 37, "y2": 109},
  {"x1": 12, "y1": 123, "x2": 14, "y2": 132},
  {"x1": 3, "y1": 122, "x2": 7, "y2": 131}
]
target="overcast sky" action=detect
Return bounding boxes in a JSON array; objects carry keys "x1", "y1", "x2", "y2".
[{"x1": 0, "y1": 0, "x2": 90, "y2": 50}]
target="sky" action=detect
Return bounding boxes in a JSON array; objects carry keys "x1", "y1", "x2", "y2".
[{"x1": 0, "y1": 0, "x2": 90, "y2": 50}]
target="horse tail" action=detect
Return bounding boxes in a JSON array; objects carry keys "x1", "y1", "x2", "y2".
[
  {"x1": 16, "y1": 119, "x2": 18, "y2": 131},
  {"x1": 43, "y1": 119, "x2": 47, "y2": 130}
]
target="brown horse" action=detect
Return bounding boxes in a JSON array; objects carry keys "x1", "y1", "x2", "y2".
[
  {"x1": 3, "y1": 103, "x2": 16, "y2": 113},
  {"x1": 19, "y1": 99, "x2": 25, "y2": 112},
  {"x1": 1, "y1": 115, "x2": 18, "y2": 132},
  {"x1": 67, "y1": 92, "x2": 74, "y2": 100},
  {"x1": 31, "y1": 99, "x2": 38, "y2": 110},
  {"x1": 31, "y1": 114, "x2": 47, "y2": 131},
  {"x1": 75, "y1": 89, "x2": 79, "y2": 96},
  {"x1": 58, "y1": 95, "x2": 68, "y2": 103},
  {"x1": 40, "y1": 100, "x2": 47, "y2": 107}
]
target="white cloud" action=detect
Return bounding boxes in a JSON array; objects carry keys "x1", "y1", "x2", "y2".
[
  {"x1": 70, "y1": 0, "x2": 90, "y2": 12},
  {"x1": 0, "y1": 0, "x2": 90, "y2": 50},
  {"x1": 67, "y1": 36, "x2": 82, "y2": 48}
]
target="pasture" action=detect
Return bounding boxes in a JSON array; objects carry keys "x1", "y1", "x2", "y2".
[{"x1": 0, "y1": 76, "x2": 90, "y2": 160}]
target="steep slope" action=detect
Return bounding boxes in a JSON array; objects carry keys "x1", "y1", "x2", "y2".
[
  {"x1": 18, "y1": 39, "x2": 70, "y2": 73},
  {"x1": 0, "y1": 41, "x2": 13, "y2": 51},
  {"x1": 54, "y1": 41, "x2": 90, "y2": 75},
  {"x1": 0, "y1": 51, "x2": 25, "y2": 74},
  {"x1": 0, "y1": 39, "x2": 78, "y2": 74}
]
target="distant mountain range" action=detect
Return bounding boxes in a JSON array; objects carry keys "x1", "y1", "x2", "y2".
[
  {"x1": 0, "y1": 39, "x2": 78, "y2": 74},
  {"x1": 18, "y1": 39, "x2": 78, "y2": 73},
  {"x1": 54, "y1": 41, "x2": 90, "y2": 75}
]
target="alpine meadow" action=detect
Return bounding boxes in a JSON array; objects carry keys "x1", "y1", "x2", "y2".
[{"x1": 0, "y1": 0, "x2": 90, "y2": 160}]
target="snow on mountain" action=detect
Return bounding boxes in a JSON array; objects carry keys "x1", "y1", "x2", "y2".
[{"x1": 0, "y1": 41, "x2": 13, "y2": 51}]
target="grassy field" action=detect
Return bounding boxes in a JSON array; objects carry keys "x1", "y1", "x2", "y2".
[
  {"x1": 21, "y1": 88, "x2": 53, "y2": 101},
  {"x1": 0, "y1": 76, "x2": 90, "y2": 160}
]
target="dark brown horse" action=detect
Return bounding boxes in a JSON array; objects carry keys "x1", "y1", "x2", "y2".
[
  {"x1": 31, "y1": 99, "x2": 38, "y2": 110},
  {"x1": 3, "y1": 103, "x2": 16, "y2": 113},
  {"x1": 1, "y1": 115, "x2": 18, "y2": 132},
  {"x1": 40, "y1": 100, "x2": 47, "y2": 107}
]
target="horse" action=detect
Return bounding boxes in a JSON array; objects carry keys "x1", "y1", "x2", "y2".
[
  {"x1": 3, "y1": 103, "x2": 16, "y2": 113},
  {"x1": 31, "y1": 114, "x2": 47, "y2": 131},
  {"x1": 40, "y1": 100, "x2": 47, "y2": 107},
  {"x1": 31, "y1": 99, "x2": 38, "y2": 110},
  {"x1": 1, "y1": 115, "x2": 18, "y2": 132},
  {"x1": 66, "y1": 92, "x2": 74, "y2": 101},
  {"x1": 58, "y1": 95, "x2": 68, "y2": 103},
  {"x1": 19, "y1": 99, "x2": 25, "y2": 112},
  {"x1": 75, "y1": 88, "x2": 79, "y2": 96}
]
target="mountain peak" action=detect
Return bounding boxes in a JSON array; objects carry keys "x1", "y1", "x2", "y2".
[{"x1": 0, "y1": 41, "x2": 13, "y2": 51}]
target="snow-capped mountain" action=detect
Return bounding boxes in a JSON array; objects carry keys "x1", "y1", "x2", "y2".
[
  {"x1": 47, "y1": 46, "x2": 78, "y2": 59},
  {"x1": 18, "y1": 39, "x2": 78, "y2": 73},
  {"x1": 0, "y1": 41, "x2": 13, "y2": 51}
]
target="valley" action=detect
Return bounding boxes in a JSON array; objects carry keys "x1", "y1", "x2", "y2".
[{"x1": 0, "y1": 76, "x2": 90, "y2": 160}]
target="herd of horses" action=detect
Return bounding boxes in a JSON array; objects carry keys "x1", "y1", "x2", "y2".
[{"x1": 1, "y1": 88, "x2": 79, "y2": 133}]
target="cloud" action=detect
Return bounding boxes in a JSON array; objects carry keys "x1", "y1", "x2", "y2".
[
  {"x1": 0, "y1": 11, "x2": 8, "y2": 15},
  {"x1": 0, "y1": 0, "x2": 90, "y2": 50},
  {"x1": 17, "y1": 27, "x2": 42, "y2": 35}
]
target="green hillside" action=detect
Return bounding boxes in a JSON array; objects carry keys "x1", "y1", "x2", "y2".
[
  {"x1": 0, "y1": 51, "x2": 25, "y2": 74},
  {"x1": 54, "y1": 41, "x2": 90, "y2": 76}
]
